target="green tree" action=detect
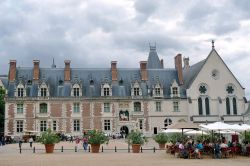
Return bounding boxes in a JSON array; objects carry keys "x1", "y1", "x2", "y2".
[{"x1": 0, "y1": 87, "x2": 5, "y2": 136}]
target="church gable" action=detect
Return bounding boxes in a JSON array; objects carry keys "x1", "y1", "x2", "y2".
[{"x1": 187, "y1": 49, "x2": 245, "y2": 99}]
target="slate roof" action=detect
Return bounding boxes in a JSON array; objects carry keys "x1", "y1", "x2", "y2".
[{"x1": 147, "y1": 46, "x2": 163, "y2": 69}]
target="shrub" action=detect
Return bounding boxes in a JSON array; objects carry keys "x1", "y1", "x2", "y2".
[
  {"x1": 153, "y1": 133, "x2": 168, "y2": 144},
  {"x1": 88, "y1": 129, "x2": 109, "y2": 145},
  {"x1": 38, "y1": 128, "x2": 60, "y2": 144},
  {"x1": 127, "y1": 130, "x2": 147, "y2": 145}
]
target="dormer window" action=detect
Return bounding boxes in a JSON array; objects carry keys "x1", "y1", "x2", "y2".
[
  {"x1": 71, "y1": 83, "x2": 82, "y2": 97},
  {"x1": 101, "y1": 83, "x2": 112, "y2": 97},
  {"x1": 155, "y1": 88, "x2": 161, "y2": 95},
  {"x1": 16, "y1": 83, "x2": 26, "y2": 97},
  {"x1": 38, "y1": 82, "x2": 49, "y2": 97},
  {"x1": 153, "y1": 83, "x2": 163, "y2": 97},
  {"x1": 131, "y1": 81, "x2": 142, "y2": 96},
  {"x1": 170, "y1": 80, "x2": 180, "y2": 98}
]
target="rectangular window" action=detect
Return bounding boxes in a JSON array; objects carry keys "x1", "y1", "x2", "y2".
[
  {"x1": 134, "y1": 102, "x2": 141, "y2": 112},
  {"x1": 53, "y1": 121, "x2": 57, "y2": 131},
  {"x1": 172, "y1": 87, "x2": 178, "y2": 96},
  {"x1": 16, "y1": 120, "x2": 23, "y2": 133},
  {"x1": 134, "y1": 88, "x2": 140, "y2": 96},
  {"x1": 104, "y1": 103, "x2": 110, "y2": 112},
  {"x1": 173, "y1": 101, "x2": 179, "y2": 112},
  {"x1": 18, "y1": 88, "x2": 24, "y2": 97},
  {"x1": 41, "y1": 88, "x2": 47, "y2": 97},
  {"x1": 73, "y1": 103, "x2": 80, "y2": 113},
  {"x1": 73, "y1": 120, "x2": 80, "y2": 132},
  {"x1": 139, "y1": 119, "x2": 143, "y2": 130},
  {"x1": 156, "y1": 101, "x2": 161, "y2": 112},
  {"x1": 40, "y1": 121, "x2": 47, "y2": 132},
  {"x1": 73, "y1": 88, "x2": 79, "y2": 97},
  {"x1": 17, "y1": 104, "x2": 23, "y2": 114},
  {"x1": 155, "y1": 88, "x2": 161, "y2": 96},
  {"x1": 40, "y1": 104, "x2": 47, "y2": 114},
  {"x1": 104, "y1": 88, "x2": 110, "y2": 96},
  {"x1": 104, "y1": 120, "x2": 111, "y2": 131}
]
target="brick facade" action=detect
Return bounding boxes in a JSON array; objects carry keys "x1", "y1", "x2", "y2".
[
  {"x1": 7, "y1": 104, "x2": 14, "y2": 134},
  {"x1": 93, "y1": 102, "x2": 102, "y2": 130},
  {"x1": 26, "y1": 103, "x2": 34, "y2": 131},
  {"x1": 82, "y1": 102, "x2": 91, "y2": 130}
]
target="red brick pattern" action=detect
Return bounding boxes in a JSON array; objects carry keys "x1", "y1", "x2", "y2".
[
  {"x1": 26, "y1": 103, "x2": 34, "y2": 131},
  {"x1": 82, "y1": 102, "x2": 91, "y2": 130},
  {"x1": 112, "y1": 103, "x2": 115, "y2": 129},
  {"x1": 93, "y1": 102, "x2": 102, "y2": 130},
  {"x1": 143, "y1": 101, "x2": 149, "y2": 131},
  {"x1": 66, "y1": 103, "x2": 72, "y2": 133},
  {"x1": 9, "y1": 61, "x2": 16, "y2": 82},
  {"x1": 7, "y1": 104, "x2": 14, "y2": 134},
  {"x1": 50, "y1": 103, "x2": 62, "y2": 117}
]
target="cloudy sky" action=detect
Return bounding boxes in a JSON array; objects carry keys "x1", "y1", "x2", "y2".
[{"x1": 0, "y1": 0, "x2": 250, "y2": 98}]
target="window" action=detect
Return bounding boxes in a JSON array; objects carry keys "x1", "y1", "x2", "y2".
[
  {"x1": 104, "y1": 120, "x2": 111, "y2": 131},
  {"x1": 199, "y1": 85, "x2": 207, "y2": 94},
  {"x1": 53, "y1": 121, "x2": 57, "y2": 131},
  {"x1": 73, "y1": 120, "x2": 80, "y2": 132},
  {"x1": 41, "y1": 88, "x2": 47, "y2": 97},
  {"x1": 16, "y1": 120, "x2": 23, "y2": 133},
  {"x1": 156, "y1": 101, "x2": 161, "y2": 112},
  {"x1": 164, "y1": 118, "x2": 172, "y2": 127},
  {"x1": 198, "y1": 97, "x2": 203, "y2": 115},
  {"x1": 226, "y1": 86, "x2": 234, "y2": 94},
  {"x1": 172, "y1": 87, "x2": 178, "y2": 96},
  {"x1": 73, "y1": 103, "x2": 80, "y2": 113},
  {"x1": 134, "y1": 88, "x2": 140, "y2": 96},
  {"x1": 40, "y1": 103, "x2": 47, "y2": 114},
  {"x1": 134, "y1": 102, "x2": 141, "y2": 112},
  {"x1": 73, "y1": 88, "x2": 80, "y2": 97},
  {"x1": 173, "y1": 101, "x2": 179, "y2": 112},
  {"x1": 226, "y1": 97, "x2": 230, "y2": 115},
  {"x1": 18, "y1": 88, "x2": 24, "y2": 97},
  {"x1": 233, "y1": 98, "x2": 237, "y2": 115},
  {"x1": 155, "y1": 88, "x2": 161, "y2": 96},
  {"x1": 139, "y1": 119, "x2": 143, "y2": 130},
  {"x1": 17, "y1": 104, "x2": 23, "y2": 114},
  {"x1": 205, "y1": 97, "x2": 210, "y2": 115},
  {"x1": 104, "y1": 103, "x2": 110, "y2": 112},
  {"x1": 40, "y1": 121, "x2": 47, "y2": 132},
  {"x1": 104, "y1": 88, "x2": 110, "y2": 96}
]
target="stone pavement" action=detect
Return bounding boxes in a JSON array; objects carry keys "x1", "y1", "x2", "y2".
[{"x1": 0, "y1": 139, "x2": 249, "y2": 166}]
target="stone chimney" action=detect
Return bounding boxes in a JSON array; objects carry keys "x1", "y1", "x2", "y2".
[
  {"x1": 111, "y1": 61, "x2": 117, "y2": 81},
  {"x1": 174, "y1": 54, "x2": 184, "y2": 85},
  {"x1": 140, "y1": 61, "x2": 147, "y2": 81},
  {"x1": 160, "y1": 59, "x2": 164, "y2": 68},
  {"x1": 64, "y1": 60, "x2": 71, "y2": 81},
  {"x1": 33, "y1": 60, "x2": 40, "y2": 80},
  {"x1": 183, "y1": 57, "x2": 189, "y2": 69},
  {"x1": 9, "y1": 60, "x2": 16, "y2": 82}
]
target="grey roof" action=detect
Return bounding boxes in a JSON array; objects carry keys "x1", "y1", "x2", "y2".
[
  {"x1": 0, "y1": 76, "x2": 8, "y2": 88},
  {"x1": 147, "y1": 47, "x2": 163, "y2": 69}
]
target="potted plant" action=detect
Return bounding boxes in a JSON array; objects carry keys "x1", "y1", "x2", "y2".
[
  {"x1": 38, "y1": 128, "x2": 60, "y2": 153},
  {"x1": 88, "y1": 129, "x2": 109, "y2": 153},
  {"x1": 127, "y1": 130, "x2": 147, "y2": 153},
  {"x1": 153, "y1": 133, "x2": 168, "y2": 149}
]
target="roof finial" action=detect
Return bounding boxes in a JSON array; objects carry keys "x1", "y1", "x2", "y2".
[
  {"x1": 51, "y1": 58, "x2": 56, "y2": 68},
  {"x1": 149, "y1": 42, "x2": 156, "y2": 51},
  {"x1": 212, "y1": 40, "x2": 215, "y2": 49}
]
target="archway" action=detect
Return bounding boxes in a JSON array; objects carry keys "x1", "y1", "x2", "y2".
[{"x1": 120, "y1": 126, "x2": 129, "y2": 137}]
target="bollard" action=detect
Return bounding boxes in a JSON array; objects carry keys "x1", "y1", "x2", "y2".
[
  {"x1": 88, "y1": 146, "x2": 90, "y2": 152},
  {"x1": 128, "y1": 146, "x2": 130, "y2": 153},
  {"x1": 102, "y1": 146, "x2": 103, "y2": 152},
  {"x1": 33, "y1": 147, "x2": 35, "y2": 153},
  {"x1": 153, "y1": 147, "x2": 155, "y2": 153},
  {"x1": 75, "y1": 146, "x2": 77, "y2": 152},
  {"x1": 115, "y1": 146, "x2": 117, "y2": 152},
  {"x1": 141, "y1": 147, "x2": 143, "y2": 153},
  {"x1": 61, "y1": 146, "x2": 63, "y2": 152}
]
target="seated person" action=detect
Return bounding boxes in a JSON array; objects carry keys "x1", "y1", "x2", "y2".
[
  {"x1": 178, "y1": 141, "x2": 185, "y2": 157},
  {"x1": 194, "y1": 140, "x2": 203, "y2": 159}
]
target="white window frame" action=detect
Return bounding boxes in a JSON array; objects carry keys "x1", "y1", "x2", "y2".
[
  {"x1": 104, "y1": 103, "x2": 110, "y2": 112},
  {"x1": 17, "y1": 103, "x2": 24, "y2": 114},
  {"x1": 173, "y1": 101, "x2": 180, "y2": 112},
  {"x1": 16, "y1": 120, "x2": 23, "y2": 133},
  {"x1": 71, "y1": 84, "x2": 82, "y2": 97},
  {"x1": 73, "y1": 103, "x2": 80, "y2": 113},
  {"x1": 73, "y1": 119, "x2": 80, "y2": 132},
  {"x1": 101, "y1": 83, "x2": 112, "y2": 97},
  {"x1": 104, "y1": 119, "x2": 111, "y2": 131},
  {"x1": 16, "y1": 83, "x2": 26, "y2": 97},
  {"x1": 40, "y1": 120, "x2": 47, "y2": 132},
  {"x1": 155, "y1": 101, "x2": 161, "y2": 112},
  {"x1": 139, "y1": 119, "x2": 143, "y2": 130},
  {"x1": 38, "y1": 82, "x2": 49, "y2": 97},
  {"x1": 131, "y1": 81, "x2": 142, "y2": 96},
  {"x1": 53, "y1": 120, "x2": 57, "y2": 131}
]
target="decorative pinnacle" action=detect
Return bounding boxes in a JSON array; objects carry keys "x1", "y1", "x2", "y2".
[{"x1": 212, "y1": 40, "x2": 215, "y2": 49}]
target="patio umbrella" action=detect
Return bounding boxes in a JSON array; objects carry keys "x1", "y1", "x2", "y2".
[
  {"x1": 184, "y1": 130, "x2": 208, "y2": 135},
  {"x1": 199, "y1": 122, "x2": 232, "y2": 131},
  {"x1": 162, "y1": 129, "x2": 192, "y2": 134},
  {"x1": 166, "y1": 122, "x2": 200, "y2": 136}
]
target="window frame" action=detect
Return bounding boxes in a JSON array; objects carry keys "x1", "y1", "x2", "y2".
[
  {"x1": 73, "y1": 103, "x2": 80, "y2": 113},
  {"x1": 155, "y1": 101, "x2": 161, "y2": 112},
  {"x1": 73, "y1": 119, "x2": 80, "y2": 132},
  {"x1": 40, "y1": 120, "x2": 47, "y2": 132},
  {"x1": 173, "y1": 101, "x2": 179, "y2": 112},
  {"x1": 39, "y1": 103, "x2": 48, "y2": 114},
  {"x1": 17, "y1": 103, "x2": 24, "y2": 114},
  {"x1": 104, "y1": 119, "x2": 111, "y2": 131},
  {"x1": 16, "y1": 120, "x2": 23, "y2": 133},
  {"x1": 134, "y1": 102, "x2": 141, "y2": 112},
  {"x1": 104, "y1": 103, "x2": 110, "y2": 112}
]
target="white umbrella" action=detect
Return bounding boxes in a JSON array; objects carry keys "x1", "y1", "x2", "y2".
[
  {"x1": 199, "y1": 122, "x2": 232, "y2": 131},
  {"x1": 184, "y1": 130, "x2": 208, "y2": 135},
  {"x1": 162, "y1": 129, "x2": 192, "y2": 134}
]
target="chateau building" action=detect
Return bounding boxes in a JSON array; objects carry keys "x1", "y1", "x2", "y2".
[{"x1": 3, "y1": 43, "x2": 250, "y2": 137}]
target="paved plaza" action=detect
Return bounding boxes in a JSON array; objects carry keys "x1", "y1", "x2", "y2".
[{"x1": 0, "y1": 139, "x2": 249, "y2": 166}]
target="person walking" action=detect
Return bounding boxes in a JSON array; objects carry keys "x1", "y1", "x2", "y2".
[
  {"x1": 18, "y1": 137, "x2": 23, "y2": 149},
  {"x1": 82, "y1": 137, "x2": 88, "y2": 152},
  {"x1": 29, "y1": 137, "x2": 33, "y2": 148}
]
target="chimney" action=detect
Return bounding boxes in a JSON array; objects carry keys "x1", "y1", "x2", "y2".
[
  {"x1": 175, "y1": 54, "x2": 184, "y2": 85},
  {"x1": 140, "y1": 61, "x2": 148, "y2": 81},
  {"x1": 111, "y1": 61, "x2": 117, "y2": 81},
  {"x1": 64, "y1": 60, "x2": 71, "y2": 81},
  {"x1": 9, "y1": 60, "x2": 16, "y2": 82},
  {"x1": 33, "y1": 60, "x2": 40, "y2": 80},
  {"x1": 160, "y1": 59, "x2": 164, "y2": 68},
  {"x1": 183, "y1": 57, "x2": 189, "y2": 69}
]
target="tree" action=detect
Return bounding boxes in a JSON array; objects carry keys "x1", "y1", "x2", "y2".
[{"x1": 0, "y1": 87, "x2": 5, "y2": 136}]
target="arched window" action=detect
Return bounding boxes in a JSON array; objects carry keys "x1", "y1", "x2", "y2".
[
  {"x1": 134, "y1": 102, "x2": 141, "y2": 112},
  {"x1": 40, "y1": 103, "x2": 47, "y2": 114},
  {"x1": 226, "y1": 97, "x2": 230, "y2": 115},
  {"x1": 164, "y1": 118, "x2": 172, "y2": 127},
  {"x1": 205, "y1": 97, "x2": 210, "y2": 115},
  {"x1": 233, "y1": 98, "x2": 237, "y2": 115},
  {"x1": 198, "y1": 97, "x2": 203, "y2": 115}
]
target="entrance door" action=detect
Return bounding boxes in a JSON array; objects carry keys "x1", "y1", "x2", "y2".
[
  {"x1": 154, "y1": 127, "x2": 157, "y2": 134},
  {"x1": 120, "y1": 126, "x2": 129, "y2": 137}
]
